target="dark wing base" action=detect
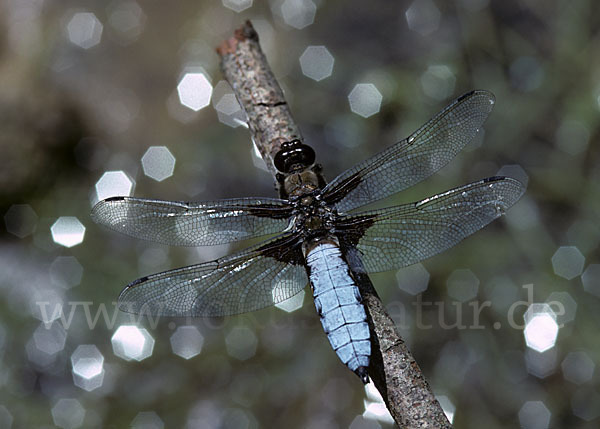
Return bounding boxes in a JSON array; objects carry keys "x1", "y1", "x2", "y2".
[{"x1": 91, "y1": 197, "x2": 292, "y2": 246}]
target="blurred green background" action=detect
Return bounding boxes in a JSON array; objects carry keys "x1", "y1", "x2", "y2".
[{"x1": 1, "y1": 0, "x2": 599, "y2": 428}]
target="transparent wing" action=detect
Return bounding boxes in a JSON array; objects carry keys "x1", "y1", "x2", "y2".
[
  {"x1": 322, "y1": 90, "x2": 496, "y2": 213},
  {"x1": 118, "y1": 233, "x2": 308, "y2": 316},
  {"x1": 336, "y1": 177, "x2": 525, "y2": 273},
  {"x1": 91, "y1": 197, "x2": 293, "y2": 246}
]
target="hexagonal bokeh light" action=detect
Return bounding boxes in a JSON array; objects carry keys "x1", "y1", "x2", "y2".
[
  {"x1": 141, "y1": 146, "x2": 176, "y2": 182},
  {"x1": 546, "y1": 291, "x2": 577, "y2": 325},
  {"x1": 523, "y1": 304, "x2": 559, "y2": 353},
  {"x1": 525, "y1": 348, "x2": 557, "y2": 379},
  {"x1": 212, "y1": 80, "x2": 245, "y2": 128},
  {"x1": 177, "y1": 72, "x2": 213, "y2": 112},
  {"x1": 363, "y1": 382, "x2": 394, "y2": 424},
  {"x1": 4, "y1": 203, "x2": 38, "y2": 238},
  {"x1": 131, "y1": 411, "x2": 164, "y2": 429},
  {"x1": 299, "y1": 46, "x2": 334, "y2": 81},
  {"x1": 363, "y1": 400, "x2": 394, "y2": 423},
  {"x1": 405, "y1": 0, "x2": 441, "y2": 36},
  {"x1": 223, "y1": 0, "x2": 253, "y2": 13},
  {"x1": 50, "y1": 217, "x2": 86, "y2": 248},
  {"x1": 50, "y1": 256, "x2": 84, "y2": 289},
  {"x1": 111, "y1": 325, "x2": 155, "y2": 361},
  {"x1": 348, "y1": 83, "x2": 383, "y2": 118},
  {"x1": 108, "y1": 0, "x2": 146, "y2": 45},
  {"x1": 396, "y1": 263, "x2": 430, "y2": 295},
  {"x1": 215, "y1": 93, "x2": 246, "y2": 128},
  {"x1": 95, "y1": 170, "x2": 135, "y2": 202},
  {"x1": 33, "y1": 322, "x2": 66, "y2": 352},
  {"x1": 71, "y1": 344, "x2": 105, "y2": 392},
  {"x1": 51, "y1": 398, "x2": 86, "y2": 429},
  {"x1": 66, "y1": 12, "x2": 103, "y2": 49},
  {"x1": 581, "y1": 264, "x2": 600, "y2": 297},
  {"x1": 280, "y1": 0, "x2": 316, "y2": 30},
  {"x1": 420, "y1": 65, "x2": 456, "y2": 100},
  {"x1": 446, "y1": 269, "x2": 479, "y2": 302},
  {"x1": 275, "y1": 290, "x2": 305, "y2": 312},
  {"x1": 436, "y1": 395, "x2": 456, "y2": 424},
  {"x1": 518, "y1": 400, "x2": 551, "y2": 429},
  {"x1": 30, "y1": 289, "x2": 65, "y2": 325},
  {"x1": 170, "y1": 326, "x2": 204, "y2": 359},
  {"x1": 225, "y1": 326, "x2": 257, "y2": 361},
  {"x1": 561, "y1": 351, "x2": 595, "y2": 385},
  {"x1": 551, "y1": 246, "x2": 585, "y2": 280},
  {"x1": 26, "y1": 337, "x2": 55, "y2": 368},
  {"x1": 497, "y1": 164, "x2": 530, "y2": 188}
]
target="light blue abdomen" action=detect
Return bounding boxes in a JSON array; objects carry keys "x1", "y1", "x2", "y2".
[{"x1": 306, "y1": 242, "x2": 370, "y2": 378}]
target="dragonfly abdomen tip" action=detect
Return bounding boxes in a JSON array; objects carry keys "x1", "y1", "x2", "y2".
[{"x1": 356, "y1": 366, "x2": 370, "y2": 384}]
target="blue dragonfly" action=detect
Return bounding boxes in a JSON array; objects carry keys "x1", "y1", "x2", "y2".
[{"x1": 92, "y1": 90, "x2": 525, "y2": 383}]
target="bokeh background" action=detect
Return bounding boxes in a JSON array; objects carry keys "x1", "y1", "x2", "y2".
[{"x1": 1, "y1": 0, "x2": 599, "y2": 428}]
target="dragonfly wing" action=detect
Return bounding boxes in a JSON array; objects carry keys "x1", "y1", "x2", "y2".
[
  {"x1": 322, "y1": 90, "x2": 496, "y2": 213},
  {"x1": 336, "y1": 177, "x2": 525, "y2": 273},
  {"x1": 91, "y1": 197, "x2": 293, "y2": 246},
  {"x1": 118, "y1": 233, "x2": 308, "y2": 316}
]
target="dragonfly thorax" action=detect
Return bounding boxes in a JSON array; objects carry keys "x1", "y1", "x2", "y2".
[
  {"x1": 283, "y1": 170, "x2": 320, "y2": 198},
  {"x1": 291, "y1": 195, "x2": 337, "y2": 241}
]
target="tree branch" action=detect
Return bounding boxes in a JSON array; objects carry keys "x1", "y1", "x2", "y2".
[
  {"x1": 217, "y1": 22, "x2": 302, "y2": 186},
  {"x1": 217, "y1": 20, "x2": 451, "y2": 428}
]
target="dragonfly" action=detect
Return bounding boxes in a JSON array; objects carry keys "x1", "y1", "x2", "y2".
[{"x1": 91, "y1": 90, "x2": 525, "y2": 384}]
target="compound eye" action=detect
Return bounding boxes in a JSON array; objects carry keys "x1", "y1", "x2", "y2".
[{"x1": 274, "y1": 140, "x2": 315, "y2": 173}]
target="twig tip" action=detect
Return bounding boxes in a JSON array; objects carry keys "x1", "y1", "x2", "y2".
[{"x1": 216, "y1": 20, "x2": 258, "y2": 56}]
